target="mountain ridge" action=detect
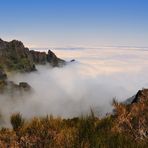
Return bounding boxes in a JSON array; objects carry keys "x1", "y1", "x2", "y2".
[{"x1": 0, "y1": 38, "x2": 65, "y2": 73}]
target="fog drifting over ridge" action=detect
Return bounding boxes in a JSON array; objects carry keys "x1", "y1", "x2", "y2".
[{"x1": 3, "y1": 47, "x2": 148, "y2": 122}]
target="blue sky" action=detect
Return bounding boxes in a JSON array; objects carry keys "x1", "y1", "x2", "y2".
[{"x1": 0, "y1": 0, "x2": 148, "y2": 48}]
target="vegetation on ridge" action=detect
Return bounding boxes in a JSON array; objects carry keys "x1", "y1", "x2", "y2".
[{"x1": 0, "y1": 95, "x2": 148, "y2": 147}]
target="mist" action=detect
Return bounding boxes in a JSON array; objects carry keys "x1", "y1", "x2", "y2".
[{"x1": 1, "y1": 47, "x2": 148, "y2": 126}]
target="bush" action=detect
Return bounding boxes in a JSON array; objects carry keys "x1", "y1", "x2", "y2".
[{"x1": 10, "y1": 113, "x2": 24, "y2": 131}]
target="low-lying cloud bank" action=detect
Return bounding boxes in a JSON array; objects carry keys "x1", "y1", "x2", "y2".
[{"x1": 1, "y1": 47, "x2": 148, "y2": 126}]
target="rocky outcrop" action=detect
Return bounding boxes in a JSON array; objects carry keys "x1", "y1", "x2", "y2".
[
  {"x1": 0, "y1": 80, "x2": 31, "y2": 94},
  {"x1": 0, "y1": 39, "x2": 36, "y2": 72},
  {"x1": 19, "y1": 82, "x2": 31, "y2": 91},
  {"x1": 30, "y1": 50, "x2": 47, "y2": 65},
  {"x1": 124, "y1": 89, "x2": 148, "y2": 104},
  {"x1": 131, "y1": 89, "x2": 148, "y2": 104},
  {"x1": 0, "y1": 38, "x2": 66, "y2": 94},
  {"x1": 0, "y1": 67, "x2": 31, "y2": 94},
  {"x1": 47, "y1": 50, "x2": 66, "y2": 67},
  {"x1": 30, "y1": 49, "x2": 66, "y2": 66},
  {"x1": 0, "y1": 38, "x2": 66, "y2": 72}
]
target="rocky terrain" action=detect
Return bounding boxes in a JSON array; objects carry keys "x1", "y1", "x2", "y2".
[
  {"x1": 0, "y1": 38, "x2": 66, "y2": 95},
  {"x1": 30, "y1": 49, "x2": 65, "y2": 67},
  {"x1": 0, "y1": 39, "x2": 35, "y2": 72},
  {"x1": 0, "y1": 38, "x2": 65, "y2": 72}
]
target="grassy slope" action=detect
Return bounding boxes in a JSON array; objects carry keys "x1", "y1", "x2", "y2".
[{"x1": 0, "y1": 99, "x2": 148, "y2": 148}]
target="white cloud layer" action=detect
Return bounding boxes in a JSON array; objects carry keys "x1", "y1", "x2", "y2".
[{"x1": 1, "y1": 47, "x2": 148, "y2": 126}]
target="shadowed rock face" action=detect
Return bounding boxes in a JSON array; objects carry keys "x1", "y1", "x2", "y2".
[
  {"x1": 131, "y1": 89, "x2": 148, "y2": 104},
  {"x1": 30, "y1": 50, "x2": 47, "y2": 65},
  {"x1": 47, "y1": 50, "x2": 66, "y2": 67},
  {"x1": 124, "y1": 89, "x2": 148, "y2": 105}
]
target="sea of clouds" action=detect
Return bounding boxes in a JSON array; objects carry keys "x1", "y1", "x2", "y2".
[{"x1": 1, "y1": 47, "x2": 148, "y2": 126}]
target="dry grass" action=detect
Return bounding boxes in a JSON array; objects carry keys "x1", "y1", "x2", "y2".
[{"x1": 0, "y1": 97, "x2": 148, "y2": 147}]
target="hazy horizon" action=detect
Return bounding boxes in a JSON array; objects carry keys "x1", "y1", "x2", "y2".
[{"x1": 1, "y1": 0, "x2": 148, "y2": 47}]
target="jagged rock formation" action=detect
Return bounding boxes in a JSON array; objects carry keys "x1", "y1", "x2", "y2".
[
  {"x1": 0, "y1": 38, "x2": 66, "y2": 94},
  {"x1": 124, "y1": 89, "x2": 148, "y2": 104},
  {"x1": 0, "y1": 39, "x2": 35, "y2": 72},
  {"x1": 47, "y1": 50, "x2": 65, "y2": 67},
  {"x1": 30, "y1": 50, "x2": 47, "y2": 65},
  {"x1": 30, "y1": 49, "x2": 66, "y2": 67},
  {"x1": 131, "y1": 89, "x2": 148, "y2": 104},
  {"x1": 0, "y1": 38, "x2": 65, "y2": 72}
]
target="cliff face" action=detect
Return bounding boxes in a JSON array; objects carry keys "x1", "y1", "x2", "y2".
[
  {"x1": 0, "y1": 38, "x2": 65, "y2": 72},
  {"x1": 30, "y1": 50, "x2": 47, "y2": 65},
  {"x1": 0, "y1": 39, "x2": 35, "y2": 72}
]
